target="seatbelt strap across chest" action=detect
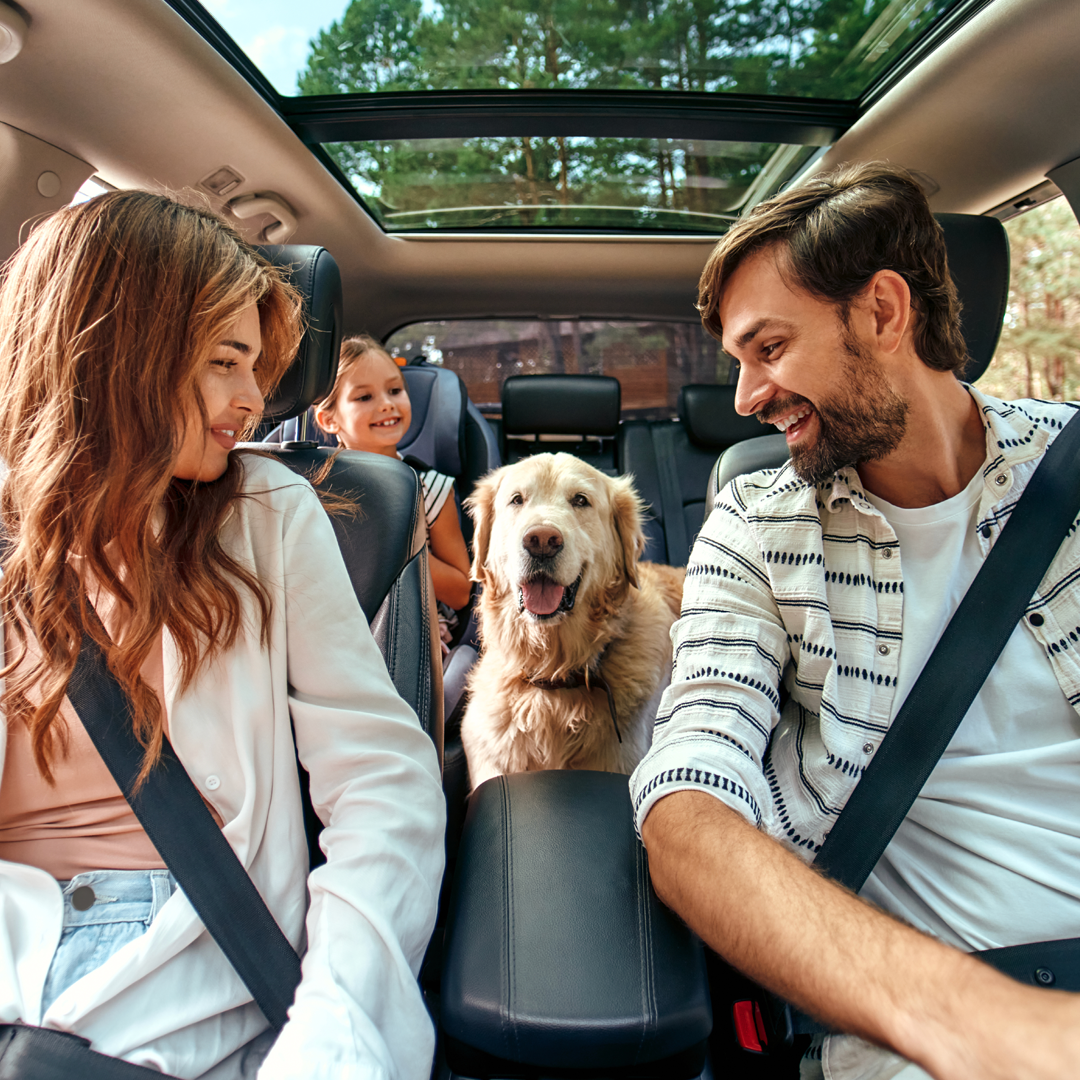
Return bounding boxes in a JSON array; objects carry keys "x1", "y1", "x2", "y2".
[
  {"x1": 815, "y1": 406, "x2": 1080, "y2": 892},
  {"x1": 810, "y1": 406, "x2": 1080, "y2": 991},
  {"x1": 66, "y1": 632, "x2": 303, "y2": 1031}
]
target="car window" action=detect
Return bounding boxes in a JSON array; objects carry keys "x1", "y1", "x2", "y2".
[
  {"x1": 978, "y1": 198, "x2": 1080, "y2": 403},
  {"x1": 384, "y1": 318, "x2": 735, "y2": 419}
]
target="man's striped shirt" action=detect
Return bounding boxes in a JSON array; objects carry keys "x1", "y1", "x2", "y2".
[{"x1": 631, "y1": 389, "x2": 1080, "y2": 854}]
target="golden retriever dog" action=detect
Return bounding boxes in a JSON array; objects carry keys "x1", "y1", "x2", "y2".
[{"x1": 462, "y1": 453, "x2": 684, "y2": 789}]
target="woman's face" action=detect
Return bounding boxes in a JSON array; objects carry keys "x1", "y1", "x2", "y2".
[
  {"x1": 173, "y1": 302, "x2": 263, "y2": 481},
  {"x1": 315, "y1": 350, "x2": 412, "y2": 457}
]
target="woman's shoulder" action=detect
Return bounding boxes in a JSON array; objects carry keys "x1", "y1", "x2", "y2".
[
  {"x1": 237, "y1": 450, "x2": 312, "y2": 487},
  {"x1": 234, "y1": 451, "x2": 320, "y2": 514}
]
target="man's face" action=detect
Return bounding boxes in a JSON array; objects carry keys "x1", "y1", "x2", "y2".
[{"x1": 718, "y1": 246, "x2": 908, "y2": 485}]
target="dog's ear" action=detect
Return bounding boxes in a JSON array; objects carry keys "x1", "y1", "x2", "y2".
[
  {"x1": 611, "y1": 475, "x2": 646, "y2": 590},
  {"x1": 464, "y1": 468, "x2": 501, "y2": 584}
]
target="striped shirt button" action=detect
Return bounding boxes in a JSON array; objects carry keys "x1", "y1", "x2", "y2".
[{"x1": 877, "y1": 644, "x2": 890, "y2": 656}]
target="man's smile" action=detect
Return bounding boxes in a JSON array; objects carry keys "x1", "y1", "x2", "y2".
[
  {"x1": 771, "y1": 405, "x2": 813, "y2": 438},
  {"x1": 760, "y1": 400, "x2": 816, "y2": 444}
]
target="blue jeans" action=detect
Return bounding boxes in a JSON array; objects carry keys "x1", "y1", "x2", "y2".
[{"x1": 41, "y1": 868, "x2": 176, "y2": 1014}]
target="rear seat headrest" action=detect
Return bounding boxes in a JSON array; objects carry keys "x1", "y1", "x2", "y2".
[
  {"x1": 257, "y1": 245, "x2": 343, "y2": 422},
  {"x1": 936, "y1": 213, "x2": 1009, "y2": 384},
  {"x1": 679, "y1": 384, "x2": 767, "y2": 449},
  {"x1": 502, "y1": 375, "x2": 621, "y2": 437},
  {"x1": 398, "y1": 364, "x2": 467, "y2": 475}
]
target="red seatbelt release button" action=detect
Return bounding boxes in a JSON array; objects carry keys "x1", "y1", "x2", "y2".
[{"x1": 733, "y1": 999, "x2": 769, "y2": 1053}]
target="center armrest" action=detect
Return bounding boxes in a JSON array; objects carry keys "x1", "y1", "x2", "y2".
[{"x1": 440, "y1": 769, "x2": 712, "y2": 1079}]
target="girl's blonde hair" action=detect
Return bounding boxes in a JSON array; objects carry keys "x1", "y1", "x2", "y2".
[
  {"x1": 314, "y1": 333, "x2": 396, "y2": 427},
  {"x1": 0, "y1": 190, "x2": 304, "y2": 783}
]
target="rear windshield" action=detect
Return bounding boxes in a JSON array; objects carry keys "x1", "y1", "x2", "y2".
[{"x1": 384, "y1": 318, "x2": 735, "y2": 420}]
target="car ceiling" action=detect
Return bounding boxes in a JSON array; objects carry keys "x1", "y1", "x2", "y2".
[{"x1": 0, "y1": 0, "x2": 1078, "y2": 340}]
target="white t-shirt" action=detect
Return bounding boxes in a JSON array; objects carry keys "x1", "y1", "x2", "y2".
[
  {"x1": 808, "y1": 466, "x2": 1080, "y2": 1080},
  {"x1": 862, "y1": 468, "x2": 1080, "y2": 951}
]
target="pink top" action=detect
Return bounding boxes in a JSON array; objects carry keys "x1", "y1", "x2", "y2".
[{"x1": 0, "y1": 621, "x2": 168, "y2": 878}]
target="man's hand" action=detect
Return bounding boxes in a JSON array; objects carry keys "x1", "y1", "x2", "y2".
[{"x1": 641, "y1": 790, "x2": 1080, "y2": 1080}]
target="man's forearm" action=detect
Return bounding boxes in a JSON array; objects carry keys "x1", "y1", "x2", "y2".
[{"x1": 641, "y1": 790, "x2": 1080, "y2": 1080}]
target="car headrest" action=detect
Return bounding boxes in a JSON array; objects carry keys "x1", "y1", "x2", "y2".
[
  {"x1": 258, "y1": 245, "x2": 343, "y2": 422},
  {"x1": 936, "y1": 213, "x2": 1009, "y2": 383},
  {"x1": 502, "y1": 375, "x2": 621, "y2": 438},
  {"x1": 678, "y1": 384, "x2": 768, "y2": 449},
  {"x1": 398, "y1": 364, "x2": 468, "y2": 475}
]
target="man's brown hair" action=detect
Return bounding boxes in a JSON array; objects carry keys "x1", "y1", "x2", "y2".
[{"x1": 697, "y1": 162, "x2": 968, "y2": 374}]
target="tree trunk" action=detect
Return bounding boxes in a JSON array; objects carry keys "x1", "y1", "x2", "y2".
[
  {"x1": 556, "y1": 136, "x2": 570, "y2": 206},
  {"x1": 523, "y1": 136, "x2": 539, "y2": 205},
  {"x1": 1046, "y1": 353, "x2": 1066, "y2": 401}
]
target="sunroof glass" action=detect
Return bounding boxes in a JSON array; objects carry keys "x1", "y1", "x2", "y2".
[
  {"x1": 325, "y1": 137, "x2": 816, "y2": 232},
  {"x1": 206, "y1": 0, "x2": 969, "y2": 100}
]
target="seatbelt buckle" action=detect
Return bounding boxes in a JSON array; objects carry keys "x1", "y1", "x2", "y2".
[{"x1": 732, "y1": 999, "x2": 768, "y2": 1053}]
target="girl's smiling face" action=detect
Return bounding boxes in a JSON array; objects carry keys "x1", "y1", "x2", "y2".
[{"x1": 315, "y1": 348, "x2": 412, "y2": 457}]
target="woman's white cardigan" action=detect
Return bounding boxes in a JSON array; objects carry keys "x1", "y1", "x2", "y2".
[{"x1": 0, "y1": 455, "x2": 446, "y2": 1079}]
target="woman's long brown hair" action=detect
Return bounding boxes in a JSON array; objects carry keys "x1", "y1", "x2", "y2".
[{"x1": 0, "y1": 191, "x2": 303, "y2": 783}]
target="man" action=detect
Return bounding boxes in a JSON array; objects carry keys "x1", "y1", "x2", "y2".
[{"x1": 631, "y1": 162, "x2": 1080, "y2": 1080}]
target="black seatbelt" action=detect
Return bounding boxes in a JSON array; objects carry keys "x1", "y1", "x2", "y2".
[
  {"x1": 815, "y1": 406, "x2": 1080, "y2": 893},
  {"x1": 652, "y1": 423, "x2": 690, "y2": 567},
  {"x1": 66, "y1": 631, "x2": 303, "y2": 1031},
  {"x1": 746, "y1": 409, "x2": 1080, "y2": 1048},
  {"x1": 758, "y1": 405, "x2": 1080, "y2": 1036}
]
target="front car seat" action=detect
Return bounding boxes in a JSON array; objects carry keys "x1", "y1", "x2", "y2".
[{"x1": 254, "y1": 245, "x2": 444, "y2": 769}]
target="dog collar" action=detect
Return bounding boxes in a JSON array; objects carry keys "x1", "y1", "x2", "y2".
[{"x1": 519, "y1": 664, "x2": 622, "y2": 743}]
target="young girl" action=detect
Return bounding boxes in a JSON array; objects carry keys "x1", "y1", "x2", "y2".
[
  {"x1": 0, "y1": 193, "x2": 444, "y2": 1077},
  {"x1": 313, "y1": 337, "x2": 472, "y2": 645}
]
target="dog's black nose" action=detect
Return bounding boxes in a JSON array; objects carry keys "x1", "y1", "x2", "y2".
[{"x1": 523, "y1": 526, "x2": 563, "y2": 559}]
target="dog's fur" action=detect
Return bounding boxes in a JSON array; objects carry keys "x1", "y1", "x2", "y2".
[{"x1": 462, "y1": 453, "x2": 684, "y2": 789}]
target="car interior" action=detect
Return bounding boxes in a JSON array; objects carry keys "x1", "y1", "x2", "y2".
[{"x1": 2, "y1": 0, "x2": 1080, "y2": 1076}]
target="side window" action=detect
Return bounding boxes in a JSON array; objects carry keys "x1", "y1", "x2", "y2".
[
  {"x1": 384, "y1": 319, "x2": 735, "y2": 420},
  {"x1": 979, "y1": 197, "x2": 1080, "y2": 402}
]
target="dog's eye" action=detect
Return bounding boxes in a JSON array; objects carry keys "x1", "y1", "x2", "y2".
[
  {"x1": 509, "y1": 492, "x2": 524, "y2": 506},
  {"x1": 571, "y1": 493, "x2": 590, "y2": 508}
]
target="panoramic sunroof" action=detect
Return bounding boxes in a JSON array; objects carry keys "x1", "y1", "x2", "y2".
[
  {"x1": 205, "y1": 0, "x2": 970, "y2": 100},
  {"x1": 189, "y1": 0, "x2": 981, "y2": 234},
  {"x1": 326, "y1": 137, "x2": 816, "y2": 233}
]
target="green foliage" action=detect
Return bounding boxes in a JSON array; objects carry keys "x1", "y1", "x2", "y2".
[
  {"x1": 297, "y1": 0, "x2": 963, "y2": 229},
  {"x1": 981, "y1": 199, "x2": 1080, "y2": 403}
]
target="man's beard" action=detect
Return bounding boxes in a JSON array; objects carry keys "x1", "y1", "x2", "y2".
[{"x1": 762, "y1": 335, "x2": 909, "y2": 486}]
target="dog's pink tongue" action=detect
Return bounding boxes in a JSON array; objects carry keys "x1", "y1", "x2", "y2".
[{"x1": 521, "y1": 579, "x2": 565, "y2": 615}]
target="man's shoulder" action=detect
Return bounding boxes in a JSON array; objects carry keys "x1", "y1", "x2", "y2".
[
  {"x1": 971, "y1": 387, "x2": 1079, "y2": 441},
  {"x1": 719, "y1": 458, "x2": 820, "y2": 520}
]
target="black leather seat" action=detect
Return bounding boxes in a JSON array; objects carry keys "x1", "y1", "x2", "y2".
[
  {"x1": 703, "y1": 212, "x2": 1012, "y2": 516},
  {"x1": 255, "y1": 245, "x2": 444, "y2": 772},
  {"x1": 620, "y1": 383, "x2": 772, "y2": 566},
  {"x1": 501, "y1": 373, "x2": 621, "y2": 473},
  {"x1": 441, "y1": 772, "x2": 712, "y2": 1080}
]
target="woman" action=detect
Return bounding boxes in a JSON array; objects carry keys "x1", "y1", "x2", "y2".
[{"x1": 0, "y1": 192, "x2": 444, "y2": 1078}]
